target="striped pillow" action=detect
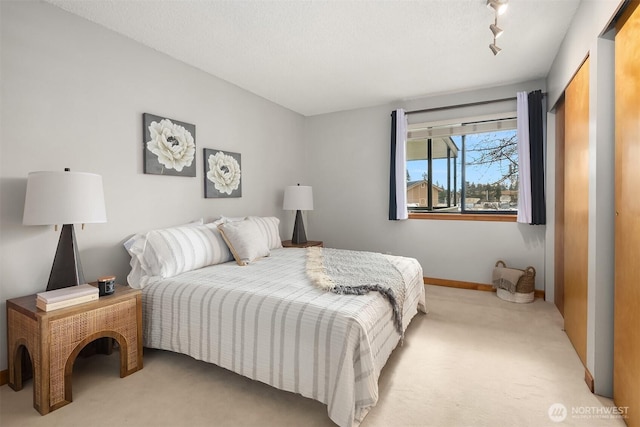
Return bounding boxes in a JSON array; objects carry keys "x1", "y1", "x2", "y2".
[
  {"x1": 141, "y1": 223, "x2": 233, "y2": 279},
  {"x1": 248, "y1": 216, "x2": 283, "y2": 249}
]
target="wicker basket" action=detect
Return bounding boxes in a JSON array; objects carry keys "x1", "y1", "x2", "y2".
[{"x1": 493, "y1": 260, "x2": 536, "y2": 303}]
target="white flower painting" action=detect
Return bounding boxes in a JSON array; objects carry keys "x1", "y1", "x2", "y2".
[
  {"x1": 204, "y1": 148, "x2": 242, "y2": 198},
  {"x1": 143, "y1": 113, "x2": 196, "y2": 177}
]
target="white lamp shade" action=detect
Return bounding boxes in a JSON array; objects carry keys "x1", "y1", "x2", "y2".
[
  {"x1": 23, "y1": 171, "x2": 107, "y2": 225},
  {"x1": 283, "y1": 185, "x2": 313, "y2": 211}
]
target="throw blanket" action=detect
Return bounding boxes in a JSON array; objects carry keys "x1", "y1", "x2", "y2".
[
  {"x1": 492, "y1": 266, "x2": 524, "y2": 293},
  {"x1": 306, "y1": 247, "x2": 406, "y2": 336}
]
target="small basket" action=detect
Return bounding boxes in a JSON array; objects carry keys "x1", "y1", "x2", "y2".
[{"x1": 493, "y1": 260, "x2": 536, "y2": 303}]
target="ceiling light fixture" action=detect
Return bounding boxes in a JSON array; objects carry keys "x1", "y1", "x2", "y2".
[{"x1": 487, "y1": 0, "x2": 508, "y2": 56}]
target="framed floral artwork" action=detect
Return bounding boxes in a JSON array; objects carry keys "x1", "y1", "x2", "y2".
[
  {"x1": 204, "y1": 148, "x2": 242, "y2": 198},
  {"x1": 143, "y1": 113, "x2": 196, "y2": 177}
]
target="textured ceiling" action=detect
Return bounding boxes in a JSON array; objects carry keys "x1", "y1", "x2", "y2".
[{"x1": 44, "y1": 0, "x2": 581, "y2": 116}]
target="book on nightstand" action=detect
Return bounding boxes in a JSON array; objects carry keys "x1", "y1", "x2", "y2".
[{"x1": 36, "y1": 284, "x2": 100, "y2": 311}]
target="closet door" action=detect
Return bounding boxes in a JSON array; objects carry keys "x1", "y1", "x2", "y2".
[
  {"x1": 563, "y1": 58, "x2": 590, "y2": 366},
  {"x1": 614, "y1": 1, "x2": 640, "y2": 425}
]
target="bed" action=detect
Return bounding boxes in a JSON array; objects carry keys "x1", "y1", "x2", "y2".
[{"x1": 125, "y1": 217, "x2": 426, "y2": 427}]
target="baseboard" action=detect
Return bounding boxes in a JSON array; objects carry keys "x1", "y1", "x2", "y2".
[
  {"x1": 584, "y1": 367, "x2": 595, "y2": 393},
  {"x1": 423, "y1": 276, "x2": 545, "y2": 299},
  {"x1": 0, "y1": 369, "x2": 8, "y2": 386},
  {"x1": 424, "y1": 276, "x2": 494, "y2": 292}
]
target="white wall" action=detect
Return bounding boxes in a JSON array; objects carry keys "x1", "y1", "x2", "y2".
[
  {"x1": 305, "y1": 81, "x2": 547, "y2": 292},
  {"x1": 0, "y1": 1, "x2": 306, "y2": 370},
  {"x1": 586, "y1": 36, "x2": 615, "y2": 398},
  {"x1": 547, "y1": 0, "x2": 624, "y2": 108},
  {"x1": 544, "y1": 110, "x2": 557, "y2": 305}
]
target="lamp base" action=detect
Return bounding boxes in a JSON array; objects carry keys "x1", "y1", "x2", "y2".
[
  {"x1": 47, "y1": 224, "x2": 84, "y2": 291},
  {"x1": 291, "y1": 210, "x2": 308, "y2": 245}
]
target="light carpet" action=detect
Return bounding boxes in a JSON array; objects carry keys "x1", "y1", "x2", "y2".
[{"x1": 0, "y1": 285, "x2": 626, "y2": 427}]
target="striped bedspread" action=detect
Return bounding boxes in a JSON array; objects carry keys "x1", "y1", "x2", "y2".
[{"x1": 142, "y1": 247, "x2": 426, "y2": 427}]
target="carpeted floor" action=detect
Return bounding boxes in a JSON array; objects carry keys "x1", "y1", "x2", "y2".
[{"x1": 0, "y1": 285, "x2": 627, "y2": 427}]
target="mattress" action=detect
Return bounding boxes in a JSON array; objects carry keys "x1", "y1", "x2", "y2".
[{"x1": 142, "y1": 247, "x2": 426, "y2": 427}]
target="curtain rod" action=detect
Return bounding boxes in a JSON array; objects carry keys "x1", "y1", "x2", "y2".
[{"x1": 405, "y1": 92, "x2": 547, "y2": 115}]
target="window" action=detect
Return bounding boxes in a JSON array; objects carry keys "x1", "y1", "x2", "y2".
[{"x1": 406, "y1": 114, "x2": 518, "y2": 214}]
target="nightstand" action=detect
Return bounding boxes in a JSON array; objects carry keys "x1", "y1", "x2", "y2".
[
  {"x1": 6, "y1": 284, "x2": 143, "y2": 415},
  {"x1": 282, "y1": 240, "x2": 323, "y2": 248}
]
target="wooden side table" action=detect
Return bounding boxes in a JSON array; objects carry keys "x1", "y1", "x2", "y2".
[
  {"x1": 282, "y1": 240, "x2": 323, "y2": 248},
  {"x1": 6, "y1": 284, "x2": 143, "y2": 415}
]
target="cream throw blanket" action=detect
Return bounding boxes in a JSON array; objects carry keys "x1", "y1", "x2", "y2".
[
  {"x1": 492, "y1": 266, "x2": 524, "y2": 293},
  {"x1": 306, "y1": 247, "x2": 406, "y2": 336}
]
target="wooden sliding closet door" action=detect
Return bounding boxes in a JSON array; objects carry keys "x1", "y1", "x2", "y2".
[
  {"x1": 563, "y1": 58, "x2": 590, "y2": 366},
  {"x1": 614, "y1": 1, "x2": 640, "y2": 425}
]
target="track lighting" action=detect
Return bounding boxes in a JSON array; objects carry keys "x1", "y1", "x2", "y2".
[{"x1": 487, "y1": 0, "x2": 508, "y2": 55}]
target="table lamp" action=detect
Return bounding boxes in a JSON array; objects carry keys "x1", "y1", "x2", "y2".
[
  {"x1": 283, "y1": 184, "x2": 313, "y2": 245},
  {"x1": 23, "y1": 168, "x2": 107, "y2": 291}
]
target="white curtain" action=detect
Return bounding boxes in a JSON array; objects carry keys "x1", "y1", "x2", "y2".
[
  {"x1": 516, "y1": 92, "x2": 531, "y2": 223},
  {"x1": 390, "y1": 109, "x2": 408, "y2": 220}
]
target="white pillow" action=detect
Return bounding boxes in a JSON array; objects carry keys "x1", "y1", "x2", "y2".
[
  {"x1": 218, "y1": 219, "x2": 270, "y2": 266},
  {"x1": 125, "y1": 221, "x2": 232, "y2": 286},
  {"x1": 247, "y1": 216, "x2": 283, "y2": 249}
]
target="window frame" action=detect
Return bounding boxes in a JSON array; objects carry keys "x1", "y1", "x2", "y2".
[{"x1": 406, "y1": 112, "x2": 519, "y2": 220}]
